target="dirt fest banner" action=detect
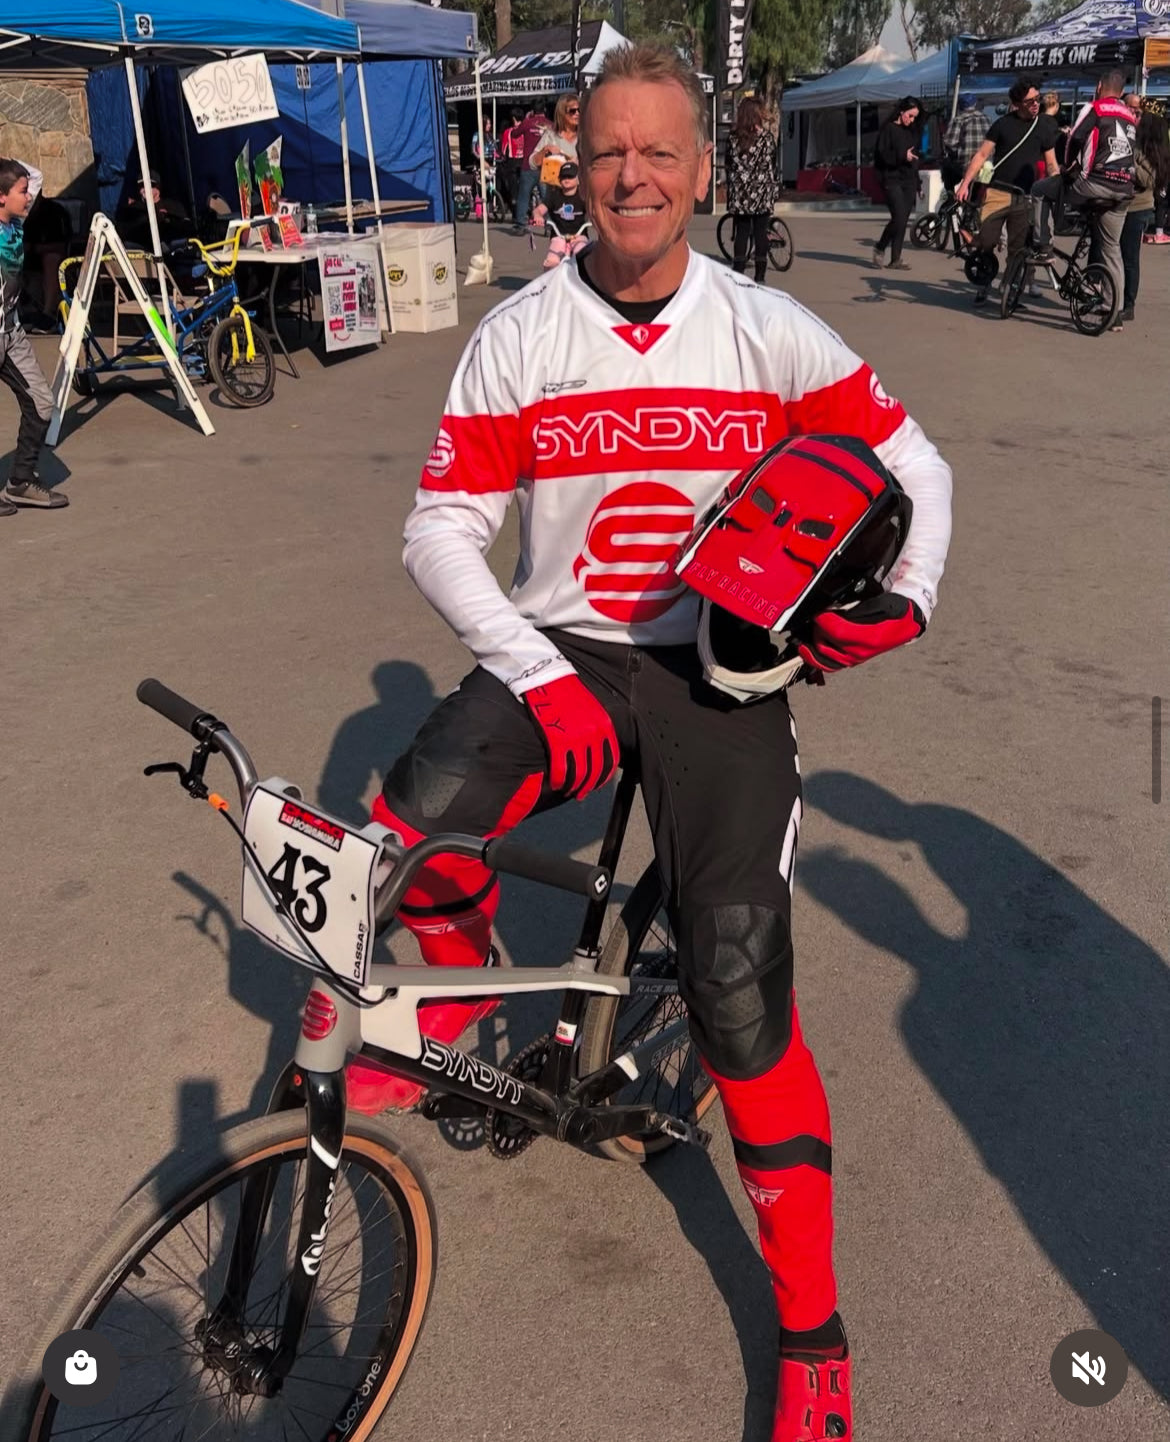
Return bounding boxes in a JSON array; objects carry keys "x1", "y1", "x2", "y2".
[{"x1": 717, "y1": 0, "x2": 755, "y2": 91}]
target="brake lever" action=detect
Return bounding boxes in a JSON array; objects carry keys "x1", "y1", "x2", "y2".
[{"x1": 144, "y1": 739, "x2": 215, "y2": 799}]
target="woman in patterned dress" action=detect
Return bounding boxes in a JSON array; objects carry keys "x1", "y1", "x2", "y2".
[{"x1": 725, "y1": 96, "x2": 778, "y2": 283}]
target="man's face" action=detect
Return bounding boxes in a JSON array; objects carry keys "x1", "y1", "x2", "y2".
[
  {"x1": 581, "y1": 78, "x2": 711, "y2": 273},
  {"x1": 1016, "y1": 87, "x2": 1040, "y2": 117},
  {"x1": 1, "y1": 176, "x2": 31, "y2": 217}
]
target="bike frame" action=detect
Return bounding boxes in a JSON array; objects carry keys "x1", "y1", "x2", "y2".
[{"x1": 182, "y1": 727, "x2": 693, "y2": 1396}]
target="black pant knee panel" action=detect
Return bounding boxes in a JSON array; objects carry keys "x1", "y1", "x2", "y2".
[{"x1": 678, "y1": 902, "x2": 794, "y2": 1080}]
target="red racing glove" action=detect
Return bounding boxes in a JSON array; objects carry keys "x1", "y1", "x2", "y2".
[
  {"x1": 523, "y1": 674, "x2": 619, "y2": 800},
  {"x1": 798, "y1": 593, "x2": 926, "y2": 674}
]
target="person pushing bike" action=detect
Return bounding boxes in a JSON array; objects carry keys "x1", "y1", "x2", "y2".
[{"x1": 348, "y1": 41, "x2": 953, "y2": 1442}]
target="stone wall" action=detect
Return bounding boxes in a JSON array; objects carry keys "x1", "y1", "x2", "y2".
[{"x1": 0, "y1": 70, "x2": 96, "y2": 203}]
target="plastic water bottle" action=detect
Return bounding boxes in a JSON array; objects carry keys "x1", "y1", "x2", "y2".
[{"x1": 304, "y1": 205, "x2": 318, "y2": 235}]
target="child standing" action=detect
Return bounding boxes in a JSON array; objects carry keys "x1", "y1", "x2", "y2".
[
  {"x1": 0, "y1": 158, "x2": 67, "y2": 516},
  {"x1": 531, "y1": 161, "x2": 589, "y2": 268}
]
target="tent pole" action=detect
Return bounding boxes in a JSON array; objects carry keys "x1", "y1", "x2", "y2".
[
  {"x1": 355, "y1": 62, "x2": 382, "y2": 233},
  {"x1": 336, "y1": 57, "x2": 354, "y2": 231},
  {"x1": 474, "y1": 58, "x2": 491, "y2": 265},
  {"x1": 174, "y1": 68, "x2": 198, "y2": 218},
  {"x1": 124, "y1": 56, "x2": 163, "y2": 260},
  {"x1": 855, "y1": 99, "x2": 861, "y2": 193}
]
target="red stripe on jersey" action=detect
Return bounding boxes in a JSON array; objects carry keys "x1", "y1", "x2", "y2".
[
  {"x1": 783, "y1": 364, "x2": 907, "y2": 449},
  {"x1": 420, "y1": 413, "x2": 519, "y2": 494},
  {"x1": 524, "y1": 387, "x2": 787, "y2": 477}
]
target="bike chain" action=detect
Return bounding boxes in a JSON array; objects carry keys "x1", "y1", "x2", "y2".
[{"x1": 485, "y1": 1033, "x2": 552, "y2": 1161}]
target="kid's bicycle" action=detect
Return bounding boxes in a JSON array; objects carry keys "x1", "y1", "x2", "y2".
[
  {"x1": 58, "y1": 228, "x2": 275, "y2": 408},
  {"x1": 6, "y1": 679, "x2": 714, "y2": 1441}
]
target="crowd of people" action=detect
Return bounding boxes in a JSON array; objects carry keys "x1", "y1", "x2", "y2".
[{"x1": 874, "y1": 74, "x2": 1170, "y2": 328}]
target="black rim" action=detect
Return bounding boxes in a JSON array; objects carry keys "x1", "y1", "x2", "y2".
[
  {"x1": 213, "y1": 321, "x2": 272, "y2": 404},
  {"x1": 1071, "y1": 266, "x2": 1115, "y2": 333},
  {"x1": 35, "y1": 1140, "x2": 418, "y2": 1440},
  {"x1": 608, "y1": 910, "x2": 711, "y2": 1129}
]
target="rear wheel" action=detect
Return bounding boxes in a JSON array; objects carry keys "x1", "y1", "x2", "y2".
[
  {"x1": 208, "y1": 315, "x2": 275, "y2": 407},
  {"x1": 1070, "y1": 262, "x2": 1117, "y2": 336},
  {"x1": 579, "y1": 865, "x2": 718, "y2": 1163},
  {"x1": 767, "y1": 217, "x2": 795, "y2": 272},
  {"x1": 964, "y1": 249, "x2": 999, "y2": 289},
  {"x1": 911, "y1": 214, "x2": 938, "y2": 249},
  {"x1": 8, "y1": 1110, "x2": 437, "y2": 1442}
]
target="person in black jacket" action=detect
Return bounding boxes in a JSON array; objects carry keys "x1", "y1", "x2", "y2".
[{"x1": 872, "y1": 97, "x2": 920, "y2": 269}]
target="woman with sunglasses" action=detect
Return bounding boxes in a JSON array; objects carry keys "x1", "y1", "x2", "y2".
[{"x1": 530, "y1": 93, "x2": 581, "y2": 204}]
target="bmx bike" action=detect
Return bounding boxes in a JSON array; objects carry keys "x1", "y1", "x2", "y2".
[
  {"x1": 716, "y1": 211, "x2": 796, "y2": 272},
  {"x1": 6, "y1": 678, "x2": 714, "y2": 1441}
]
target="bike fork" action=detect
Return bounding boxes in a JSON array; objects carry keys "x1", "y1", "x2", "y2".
[{"x1": 206, "y1": 1069, "x2": 345, "y2": 1395}]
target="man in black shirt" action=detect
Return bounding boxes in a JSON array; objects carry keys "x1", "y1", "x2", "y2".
[{"x1": 957, "y1": 76, "x2": 1059, "y2": 305}]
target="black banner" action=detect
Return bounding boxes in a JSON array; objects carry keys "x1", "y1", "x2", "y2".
[
  {"x1": 716, "y1": 0, "x2": 755, "y2": 92},
  {"x1": 963, "y1": 37, "x2": 1140, "y2": 74}
]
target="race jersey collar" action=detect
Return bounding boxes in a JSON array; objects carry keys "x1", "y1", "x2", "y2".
[{"x1": 569, "y1": 244, "x2": 701, "y2": 336}]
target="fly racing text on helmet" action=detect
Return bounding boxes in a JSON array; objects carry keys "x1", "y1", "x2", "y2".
[{"x1": 675, "y1": 435, "x2": 914, "y2": 702}]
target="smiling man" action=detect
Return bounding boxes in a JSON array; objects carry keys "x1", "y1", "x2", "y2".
[{"x1": 351, "y1": 42, "x2": 952, "y2": 1442}]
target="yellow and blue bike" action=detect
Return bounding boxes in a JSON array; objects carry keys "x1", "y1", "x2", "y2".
[{"x1": 58, "y1": 228, "x2": 275, "y2": 408}]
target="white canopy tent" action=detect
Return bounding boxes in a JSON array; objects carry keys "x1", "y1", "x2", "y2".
[{"x1": 783, "y1": 44, "x2": 950, "y2": 189}]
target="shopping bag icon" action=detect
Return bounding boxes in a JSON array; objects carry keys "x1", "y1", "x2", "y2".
[{"x1": 64, "y1": 1350, "x2": 98, "y2": 1385}]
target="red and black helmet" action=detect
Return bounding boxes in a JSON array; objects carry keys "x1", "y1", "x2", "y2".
[{"x1": 675, "y1": 435, "x2": 913, "y2": 701}]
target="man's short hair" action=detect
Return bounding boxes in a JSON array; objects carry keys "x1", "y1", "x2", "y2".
[
  {"x1": 0, "y1": 157, "x2": 30, "y2": 198},
  {"x1": 580, "y1": 41, "x2": 708, "y2": 155},
  {"x1": 1100, "y1": 69, "x2": 1126, "y2": 97},
  {"x1": 1008, "y1": 75, "x2": 1039, "y2": 106}
]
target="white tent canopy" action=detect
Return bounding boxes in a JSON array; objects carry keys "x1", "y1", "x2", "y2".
[{"x1": 782, "y1": 45, "x2": 904, "y2": 111}]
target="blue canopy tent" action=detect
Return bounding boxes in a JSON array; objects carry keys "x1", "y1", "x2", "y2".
[
  {"x1": 963, "y1": 0, "x2": 1170, "y2": 73},
  {"x1": 0, "y1": 0, "x2": 360, "y2": 253}
]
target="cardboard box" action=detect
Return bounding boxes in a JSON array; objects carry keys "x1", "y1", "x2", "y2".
[{"x1": 380, "y1": 223, "x2": 459, "y2": 334}]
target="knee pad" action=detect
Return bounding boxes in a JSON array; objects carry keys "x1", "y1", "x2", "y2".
[{"x1": 678, "y1": 903, "x2": 794, "y2": 1080}]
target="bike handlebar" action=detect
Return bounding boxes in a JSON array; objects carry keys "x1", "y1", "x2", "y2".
[{"x1": 136, "y1": 678, "x2": 610, "y2": 906}]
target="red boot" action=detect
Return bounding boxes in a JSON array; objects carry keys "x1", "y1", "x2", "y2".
[{"x1": 772, "y1": 1351, "x2": 851, "y2": 1442}]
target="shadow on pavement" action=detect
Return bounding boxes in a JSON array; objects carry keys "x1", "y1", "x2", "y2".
[
  {"x1": 645, "y1": 1144, "x2": 778, "y2": 1442},
  {"x1": 801, "y1": 769, "x2": 1169, "y2": 1398}
]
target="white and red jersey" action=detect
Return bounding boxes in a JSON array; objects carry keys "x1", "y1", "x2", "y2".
[{"x1": 406, "y1": 250, "x2": 952, "y2": 697}]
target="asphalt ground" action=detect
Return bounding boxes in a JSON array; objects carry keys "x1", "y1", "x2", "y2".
[{"x1": 1, "y1": 213, "x2": 1167, "y2": 1441}]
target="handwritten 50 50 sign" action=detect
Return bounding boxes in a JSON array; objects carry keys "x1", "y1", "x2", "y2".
[{"x1": 181, "y1": 56, "x2": 280, "y2": 134}]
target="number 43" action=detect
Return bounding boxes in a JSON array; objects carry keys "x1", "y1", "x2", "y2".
[{"x1": 265, "y1": 843, "x2": 330, "y2": 933}]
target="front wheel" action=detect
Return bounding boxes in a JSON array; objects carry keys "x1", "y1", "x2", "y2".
[
  {"x1": 1070, "y1": 262, "x2": 1117, "y2": 335},
  {"x1": 911, "y1": 214, "x2": 938, "y2": 249},
  {"x1": 716, "y1": 210, "x2": 742, "y2": 262},
  {"x1": 8, "y1": 1110, "x2": 437, "y2": 1442},
  {"x1": 964, "y1": 248, "x2": 999, "y2": 289},
  {"x1": 208, "y1": 314, "x2": 275, "y2": 407},
  {"x1": 1000, "y1": 254, "x2": 1029, "y2": 318},
  {"x1": 578, "y1": 865, "x2": 718, "y2": 1162},
  {"x1": 768, "y1": 217, "x2": 795, "y2": 272}
]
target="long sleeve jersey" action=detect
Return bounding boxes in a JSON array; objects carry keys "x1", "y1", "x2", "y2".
[{"x1": 406, "y1": 250, "x2": 953, "y2": 698}]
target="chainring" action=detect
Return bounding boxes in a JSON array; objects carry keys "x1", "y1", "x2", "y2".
[{"x1": 486, "y1": 1033, "x2": 552, "y2": 1160}]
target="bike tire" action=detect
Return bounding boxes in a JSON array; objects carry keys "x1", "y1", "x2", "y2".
[
  {"x1": 910, "y1": 215, "x2": 938, "y2": 249},
  {"x1": 1000, "y1": 254, "x2": 1028, "y2": 318},
  {"x1": 578, "y1": 864, "x2": 718, "y2": 1163},
  {"x1": 1070, "y1": 262, "x2": 1117, "y2": 336},
  {"x1": 208, "y1": 315, "x2": 276, "y2": 408},
  {"x1": 717, "y1": 210, "x2": 751, "y2": 263},
  {"x1": 964, "y1": 249, "x2": 999, "y2": 289},
  {"x1": 768, "y1": 217, "x2": 795, "y2": 272},
  {"x1": 6, "y1": 1110, "x2": 437, "y2": 1442}
]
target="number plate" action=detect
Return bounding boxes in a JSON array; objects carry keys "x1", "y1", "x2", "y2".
[{"x1": 241, "y1": 781, "x2": 380, "y2": 986}]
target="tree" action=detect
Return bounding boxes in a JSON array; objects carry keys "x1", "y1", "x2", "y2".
[
  {"x1": 896, "y1": 0, "x2": 919, "y2": 59},
  {"x1": 828, "y1": 0, "x2": 893, "y2": 68},
  {"x1": 1030, "y1": 0, "x2": 1073, "y2": 24},
  {"x1": 749, "y1": 0, "x2": 836, "y2": 103},
  {"x1": 911, "y1": 0, "x2": 1031, "y2": 49}
]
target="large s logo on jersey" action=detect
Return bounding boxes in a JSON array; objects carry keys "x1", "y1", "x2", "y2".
[{"x1": 573, "y1": 482, "x2": 695, "y2": 624}]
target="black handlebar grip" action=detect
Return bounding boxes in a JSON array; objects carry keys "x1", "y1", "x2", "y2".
[
  {"x1": 482, "y1": 837, "x2": 611, "y2": 900},
  {"x1": 136, "y1": 678, "x2": 221, "y2": 739}
]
